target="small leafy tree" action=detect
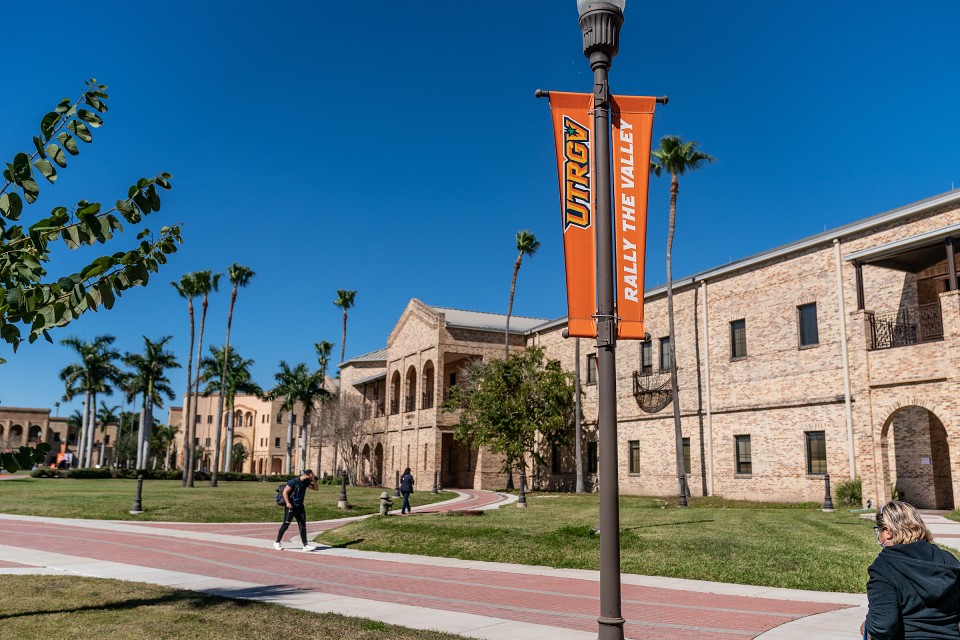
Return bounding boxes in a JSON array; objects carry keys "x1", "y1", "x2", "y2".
[
  {"x1": 449, "y1": 346, "x2": 575, "y2": 485},
  {"x1": 1, "y1": 79, "x2": 182, "y2": 360}
]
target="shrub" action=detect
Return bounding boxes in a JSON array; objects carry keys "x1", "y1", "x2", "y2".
[
  {"x1": 835, "y1": 477, "x2": 862, "y2": 508},
  {"x1": 30, "y1": 468, "x2": 63, "y2": 478},
  {"x1": 66, "y1": 468, "x2": 114, "y2": 479}
]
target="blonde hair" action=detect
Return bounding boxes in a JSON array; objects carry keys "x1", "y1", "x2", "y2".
[{"x1": 876, "y1": 501, "x2": 933, "y2": 545}]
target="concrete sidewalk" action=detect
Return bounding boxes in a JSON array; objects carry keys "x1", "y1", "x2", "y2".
[{"x1": 5, "y1": 498, "x2": 957, "y2": 639}]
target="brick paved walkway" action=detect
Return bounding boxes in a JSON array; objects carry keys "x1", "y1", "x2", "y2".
[{"x1": 0, "y1": 489, "x2": 874, "y2": 640}]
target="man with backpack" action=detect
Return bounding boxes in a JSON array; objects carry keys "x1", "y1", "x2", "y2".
[{"x1": 273, "y1": 469, "x2": 318, "y2": 551}]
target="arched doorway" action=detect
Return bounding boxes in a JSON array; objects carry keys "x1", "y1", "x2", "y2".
[
  {"x1": 880, "y1": 405, "x2": 954, "y2": 509},
  {"x1": 362, "y1": 444, "x2": 371, "y2": 484},
  {"x1": 374, "y1": 443, "x2": 384, "y2": 486}
]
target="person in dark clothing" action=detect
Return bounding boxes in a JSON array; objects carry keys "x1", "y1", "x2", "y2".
[
  {"x1": 274, "y1": 469, "x2": 318, "y2": 551},
  {"x1": 862, "y1": 500, "x2": 960, "y2": 639},
  {"x1": 399, "y1": 467, "x2": 414, "y2": 515}
]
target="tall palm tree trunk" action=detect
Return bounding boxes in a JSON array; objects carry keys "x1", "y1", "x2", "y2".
[
  {"x1": 86, "y1": 391, "x2": 97, "y2": 467},
  {"x1": 143, "y1": 381, "x2": 155, "y2": 470},
  {"x1": 187, "y1": 298, "x2": 210, "y2": 486},
  {"x1": 284, "y1": 413, "x2": 295, "y2": 474},
  {"x1": 340, "y1": 312, "x2": 348, "y2": 365},
  {"x1": 504, "y1": 255, "x2": 522, "y2": 358},
  {"x1": 78, "y1": 392, "x2": 91, "y2": 467},
  {"x1": 299, "y1": 407, "x2": 312, "y2": 473},
  {"x1": 182, "y1": 300, "x2": 196, "y2": 486},
  {"x1": 212, "y1": 287, "x2": 238, "y2": 486},
  {"x1": 224, "y1": 402, "x2": 235, "y2": 472},
  {"x1": 666, "y1": 175, "x2": 687, "y2": 507}
]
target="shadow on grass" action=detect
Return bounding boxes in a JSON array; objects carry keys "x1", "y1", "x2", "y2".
[
  {"x1": 0, "y1": 584, "x2": 304, "y2": 621},
  {"x1": 328, "y1": 538, "x2": 365, "y2": 549},
  {"x1": 623, "y1": 519, "x2": 715, "y2": 530}
]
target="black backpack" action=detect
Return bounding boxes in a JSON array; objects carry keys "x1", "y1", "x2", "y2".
[{"x1": 275, "y1": 482, "x2": 287, "y2": 507}]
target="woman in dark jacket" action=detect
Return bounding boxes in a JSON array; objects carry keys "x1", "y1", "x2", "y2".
[
  {"x1": 399, "y1": 468, "x2": 414, "y2": 515},
  {"x1": 862, "y1": 501, "x2": 960, "y2": 639}
]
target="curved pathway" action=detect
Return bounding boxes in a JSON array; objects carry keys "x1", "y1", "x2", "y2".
[{"x1": 0, "y1": 489, "x2": 867, "y2": 639}]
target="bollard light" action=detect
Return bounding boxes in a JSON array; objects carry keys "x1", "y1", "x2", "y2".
[
  {"x1": 822, "y1": 473, "x2": 835, "y2": 512},
  {"x1": 432, "y1": 469, "x2": 438, "y2": 494},
  {"x1": 129, "y1": 474, "x2": 144, "y2": 515},
  {"x1": 518, "y1": 472, "x2": 528, "y2": 508},
  {"x1": 394, "y1": 469, "x2": 401, "y2": 498}
]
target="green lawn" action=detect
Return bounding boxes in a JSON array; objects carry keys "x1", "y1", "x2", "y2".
[
  {"x1": 0, "y1": 576, "x2": 467, "y2": 640},
  {"x1": 0, "y1": 477, "x2": 452, "y2": 522},
  {"x1": 319, "y1": 492, "x2": 884, "y2": 593}
]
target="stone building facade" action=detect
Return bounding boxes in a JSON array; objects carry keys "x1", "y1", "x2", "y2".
[
  {"x1": 340, "y1": 189, "x2": 960, "y2": 508},
  {"x1": 0, "y1": 406, "x2": 116, "y2": 467}
]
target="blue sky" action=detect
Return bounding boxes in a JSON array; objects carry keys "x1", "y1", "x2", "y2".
[{"x1": 3, "y1": 1, "x2": 960, "y2": 415}]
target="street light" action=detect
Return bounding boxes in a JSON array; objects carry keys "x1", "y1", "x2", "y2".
[{"x1": 576, "y1": 1, "x2": 626, "y2": 639}]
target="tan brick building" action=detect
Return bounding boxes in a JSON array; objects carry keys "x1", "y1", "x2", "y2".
[
  {"x1": 0, "y1": 406, "x2": 116, "y2": 468},
  {"x1": 340, "y1": 189, "x2": 960, "y2": 508}
]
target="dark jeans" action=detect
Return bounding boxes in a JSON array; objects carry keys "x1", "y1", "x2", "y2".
[
  {"x1": 401, "y1": 491, "x2": 412, "y2": 514},
  {"x1": 277, "y1": 505, "x2": 307, "y2": 544}
]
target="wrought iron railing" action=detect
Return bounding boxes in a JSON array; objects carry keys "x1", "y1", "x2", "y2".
[
  {"x1": 868, "y1": 302, "x2": 943, "y2": 350},
  {"x1": 405, "y1": 395, "x2": 416, "y2": 412},
  {"x1": 422, "y1": 391, "x2": 434, "y2": 409},
  {"x1": 390, "y1": 398, "x2": 400, "y2": 415},
  {"x1": 376, "y1": 401, "x2": 385, "y2": 418}
]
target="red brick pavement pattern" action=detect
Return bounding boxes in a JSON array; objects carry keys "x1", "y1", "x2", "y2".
[
  {"x1": 0, "y1": 517, "x2": 849, "y2": 639},
  {"x1": 0, "y1": 559, "x2": 36, "y2": 568}
]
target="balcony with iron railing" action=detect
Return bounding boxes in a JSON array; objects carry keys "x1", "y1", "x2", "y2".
[
  {"x1": 866, "y1": 302, "x2": 943, "y2": 350},
  {"x1": 390, "y1": 398, "x2": 400, "y2": 415},
  {"x1": 405, "y1": 395, "x2": 416, "y2": 413},
  {"x1": 422, "y1": 390, "x2": 434, "y2": 410}
]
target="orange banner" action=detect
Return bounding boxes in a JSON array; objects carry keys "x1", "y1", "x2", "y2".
[
  {"x1": 611, "y1": 96, "x2": 656, "y2": 340},
  {"x1": 548, "y1": 92, "x2": 597, "y2": 338}
]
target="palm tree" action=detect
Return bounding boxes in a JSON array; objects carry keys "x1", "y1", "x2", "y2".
[
  {"x1": 123, "y1": 335, "x2": 180, "y2": 470},
  {"x1": 198, "y1": 345, "x2": 262, "y2": 480},
  {"x1": 172, "y1": 274, "x2": 200, "y2": 485},
  {"x1": 150, "y1": 422, "x2": 180, "y2": 470},
  {"x1": 60, "y1": 335, "x2": 122, "y2": 468},
  {"x1": 504, "y1": 230, "x2": 540, "y2": 358},
  {"x1": 650, "y1": 135, "x2": 715, "y2": 508},
  {"x1": 212, "y1": 263, "x2": 255, "y2": 485},
  {"x1": 313, "y1": 340, "x2": 334, "y2": 470},
  {"x1": 182, "y1": 270, "x2": 221, "y2": 485},
  {"x1": 333, "y1": 289, "x2": 357, "y2": 366},
  {"x1": 269, "y1": 361, "x2": 328, "y2": 474}
]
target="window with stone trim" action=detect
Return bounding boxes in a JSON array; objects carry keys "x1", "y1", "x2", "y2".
[
  {"x1": 628, "y1": 440, "x2": 640, "y2": 474},
  {"x1": 659, "y1": 337, "x2": 672, "y2": 372},
  {"x1": 735, "y1": 435, "x2": 752, "y2": 474},
  {"x1": 586, "y1": 353, "x2": 598, "y2": 385},
  {"x1": 730, "y1": 319, "x2": 747, "y2": 359},
  {"x1": 806, "y1": 431, "x2": 827, "y2": 474},
  {"x1": 798, "y1": 303, "x2": 819, "y2": 347}
]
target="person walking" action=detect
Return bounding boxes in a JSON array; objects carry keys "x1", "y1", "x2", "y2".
[
  {"x1": 399, "y1": 467, "x2": 414, "y2": 515},
  {"x1": 274, "y1": 469, "x2": 318, "y2": 551},
  {"x1": 861, "y1": 500, "x2": 960, "y2": 639}
]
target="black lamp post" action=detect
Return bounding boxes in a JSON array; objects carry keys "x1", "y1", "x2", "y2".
[{"x1": 577, "y1": 1, "x2": 626, "y2": 638}]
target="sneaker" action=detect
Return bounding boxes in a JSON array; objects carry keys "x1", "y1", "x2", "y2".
[
  {"x1": 302, "y1": 544, "x2": 317, "y2": 552},
  {"x1": 273, "y1": 542, "x2": 283, "y2": 551}
]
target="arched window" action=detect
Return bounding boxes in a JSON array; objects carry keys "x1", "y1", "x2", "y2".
[
  {"x1": 390, "y1": 371, "x2": 401, "y2": 415},
  {"x1": 405, "y1": 365, "x2": 418, "y2": 412},
  {"x1": 422, "y1": 361, "x2": 435, "y2": 409}
]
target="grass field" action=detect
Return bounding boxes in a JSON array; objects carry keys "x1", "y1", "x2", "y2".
[
  {"x1": 319, "y1": 492, "x2": 884, "y2": 593},
  {"x1": 0, "y1": 477, "x2": 452, "y2": 522},
  {"x1": 0, "y1": 576, "x2": 467, "y2": 640}
]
